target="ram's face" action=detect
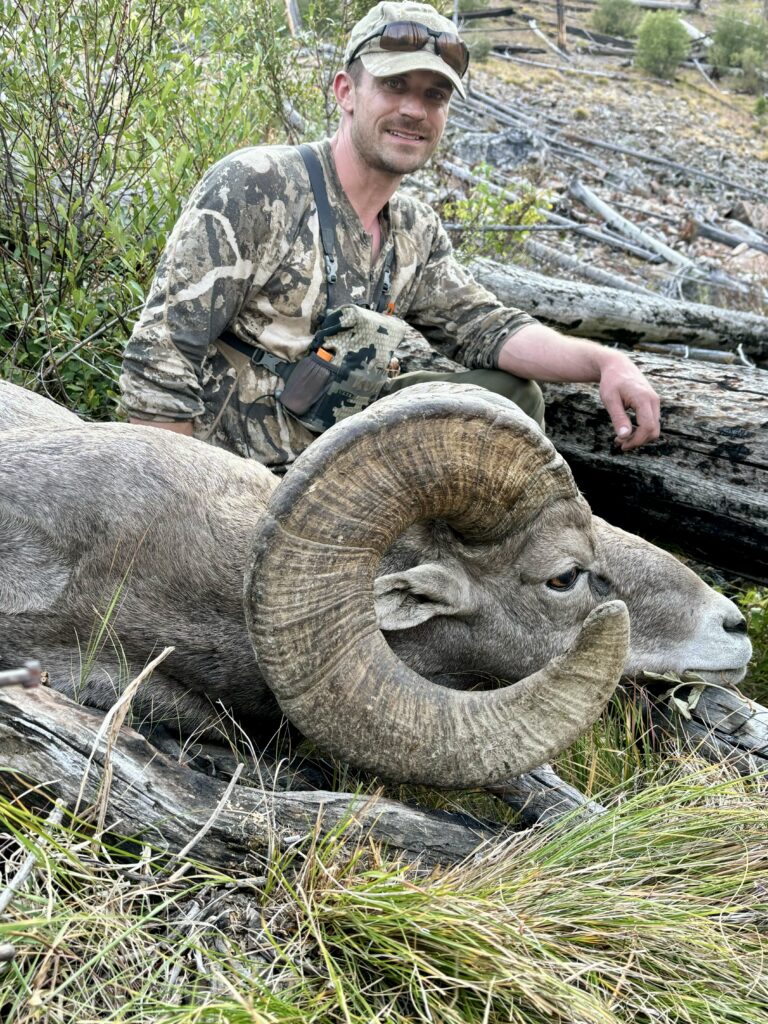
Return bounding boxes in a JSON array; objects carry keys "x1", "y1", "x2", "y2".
[{"x1": 378, "y1": 513, "x2": 751, "y2": 690}]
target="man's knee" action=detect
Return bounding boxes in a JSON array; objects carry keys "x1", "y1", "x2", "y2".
[
  {"x1": 456, "y1": 370, "x2": 545, "y2": 430},
  {"x1": 381, "y1": 367, "x2": 545, "y2": 430}
]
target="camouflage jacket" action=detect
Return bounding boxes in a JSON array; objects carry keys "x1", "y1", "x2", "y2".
[{"x1": 120, "y1": 139, "x2": 539, "y2": 468}]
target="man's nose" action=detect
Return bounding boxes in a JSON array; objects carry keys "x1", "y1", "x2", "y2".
[{"x1": 398, "y1": 92, "x2": 427, "y2": 119}]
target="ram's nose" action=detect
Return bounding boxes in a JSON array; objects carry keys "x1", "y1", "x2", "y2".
[{"x1": 723, "y1": 611, "x2": 748, "y2": 635}]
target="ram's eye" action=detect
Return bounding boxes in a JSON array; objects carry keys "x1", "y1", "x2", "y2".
[{"x1": 546, "y1": 568, "x2": 581, "y2": 591}]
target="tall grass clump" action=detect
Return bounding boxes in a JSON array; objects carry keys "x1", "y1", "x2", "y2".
[{"x1": 2, "y1": 761, "x2": 768, "y2": 1023}]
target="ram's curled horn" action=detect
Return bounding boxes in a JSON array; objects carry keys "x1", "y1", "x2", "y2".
[{"x1": 246, "y1": 383, "x2": 630, "y2": 788}]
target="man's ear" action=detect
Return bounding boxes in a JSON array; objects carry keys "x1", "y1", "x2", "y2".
[
  {"x1": 333, "y1": 70, "x2": 355, "y2": 113},
  {"x1": 374, "y1": 562, "x2": 477, "y2": 632}
]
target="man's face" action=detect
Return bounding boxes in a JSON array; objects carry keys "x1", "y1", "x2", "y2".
[{"x1": 347, "y1": 66, "x2": 452, "y2": 176}]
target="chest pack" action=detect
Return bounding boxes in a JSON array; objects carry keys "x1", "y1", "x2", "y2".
[{"x1": 222, "y1": 144, "x2": 405, "y2": 435}]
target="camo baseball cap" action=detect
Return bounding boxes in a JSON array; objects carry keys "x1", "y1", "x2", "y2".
[{"x1": 344, "y1": 2, "x2": 468, "y2": 98}]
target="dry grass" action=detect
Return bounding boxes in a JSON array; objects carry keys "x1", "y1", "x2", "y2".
[{"x1": 2, "y1": 713, "x2": 768, "y2": 1024}]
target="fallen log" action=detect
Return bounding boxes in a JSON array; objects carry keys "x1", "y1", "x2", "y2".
[
  {"x1": 568, "y1": 176, "x2": 697, "y2": 270},
  {"x1": 528, "y1": 18, "x2": 571, "y2": 60},
  {"x1": 635, "y1": 342, "x2": 747, "y2": 365},
  {"x1": 684, "y1": 217, "x2": 768, "y2": 258},
  {"x1": 491, "y1": 765, "x2": 605, "y2": 825},
  {"x1": 521, "y1": 237, "x2": 657, "y2": 293},
  {"x1": 471, "y1": 258, "x2": 768, "y2": 364},
  {"x1": 0, "y1": 684, "x2": 500, "y2": 868},
  {"x1": 629, "y1": 0, "x2": 700, "y2": 9},
  {"x1": 645, "y1": 682, "x2": 768, "y2": 772},
  {"x1": 492, "y1": 50, "x2": 634, "y2": 81},
  {"x1": 541, "y1": 353, "x2": 768, "y2": 581}
]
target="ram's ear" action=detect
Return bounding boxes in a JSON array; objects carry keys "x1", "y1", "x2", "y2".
[{"x1": 374, "y1": 562, "x2": 477, "y2": 632}]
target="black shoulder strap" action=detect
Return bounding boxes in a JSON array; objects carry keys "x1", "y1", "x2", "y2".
[
  {"x1": 298, "y1": 144, "x2": 338, "y2": 313},
  {"x1": 298, "y1": 144, "x2": 395, "y2": 317}
]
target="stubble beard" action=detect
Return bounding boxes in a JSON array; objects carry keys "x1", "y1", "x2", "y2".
[{"x1": 352, "y1": 119, "x2": 437, "y2": 177}]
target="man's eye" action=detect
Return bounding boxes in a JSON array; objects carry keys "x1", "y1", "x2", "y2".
[{"x1": 546, "y1": 568, "x2": 581, "y2": 591}]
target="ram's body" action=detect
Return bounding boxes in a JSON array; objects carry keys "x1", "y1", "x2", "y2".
[{"x1": 0, "y1": 381, "x2": 751, "y2": 785}]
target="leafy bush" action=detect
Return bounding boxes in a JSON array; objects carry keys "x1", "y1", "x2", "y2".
[
  {"x1": 634, "y1": 10, "x2": 690, "y2": 79},
  {"x1": 710, "y1": 10, "x2": 768, "y2": 72},
  {"x1": 592, "y1": 0, "x2": 641, "y2": 40},
  {"x1": 441, "y1": 164, "x2": 551, "y2": 261},
  {"x1": 0, "y1": 0, "x2": 325, "y2": 417},
  {"x1": 742, "y1": 46, "x2": 768, "y2": 94}
]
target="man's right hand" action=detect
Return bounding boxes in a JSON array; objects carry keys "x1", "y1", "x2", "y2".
[{"x1": 129, "y1": 418, "x2": 194, "y2": 436}]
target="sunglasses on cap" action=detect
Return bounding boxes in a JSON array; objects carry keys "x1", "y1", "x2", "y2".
[{"x1": 347, "y1": 20, "x2": 470, "y2": 79}]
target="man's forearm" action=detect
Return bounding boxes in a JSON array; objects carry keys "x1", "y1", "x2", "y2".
[
  {"x1": 129, "y1": 418, "x2": 194, "y2": 436},
  {"x1": 497, "y1": 323, "x2": 607, "y2": 382}
]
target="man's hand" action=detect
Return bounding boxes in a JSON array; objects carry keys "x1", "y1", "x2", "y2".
[
  {"x1": 498, "y1": 324, "x2": 661, "y2": 452},
  {"x1": 597, "y1": 351, "x2": 661, "y2": 451}
]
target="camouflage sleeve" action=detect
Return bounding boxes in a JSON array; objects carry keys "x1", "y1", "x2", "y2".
[
  {"x1": 120, "y1": 149, "x2": 293, "y2": 421},
  {"x1": 404, "y1": 217, "x2": 539, "y2": 372}
]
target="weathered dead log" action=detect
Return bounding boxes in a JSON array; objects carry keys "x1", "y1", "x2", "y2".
[
  {"x1": 282, "y1": 0, "x2": 301, "y2": 35},
  {"x1": 528, "y1": 18, "x2": 571, "y2": 60},
  {"x1": 471, "y1": 259, "x2": 768, "y2": 363},
  {"x1": 647, "y1": 684, "x2": 768, "y2": 772},
  {"x1": 492, "y1": 50, "x2": 634, "y2": 81},
  {"x1": 541, "y1": 353, "x2": 768, "y2": 581},
  {"x1": 491, "y1": 765, "x2": 605, "y2": 825},
  {"x1": 522, "y1": 238, "x2": 657, "y2": 294},
  {"x1": 635, "y1": 342, "x2": 746, "y2": 365},
  {"x1": 568, "y1": 177, "x2": 697, "y2": 269},
  {"x1": 556, "y1": 129, "x2": 768, "y2": 203},
  {"x1": 0, "y1": 684, "x2": 500, "y2": 868},
  {"x1": 685, "y1": 217, "x2": 768, "y2": 257},
  {"x1": 629, "y1": 0, "x2": 700, "y2": 9}
]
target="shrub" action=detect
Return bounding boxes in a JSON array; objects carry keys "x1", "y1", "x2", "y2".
[
  {"x1": 634, "y1": 11, "x2": 690, "y2": 79},
  {"x1": 441, "y1": 164, "x2": 551, "y2": 261},
  {"x1": 742, "y1": 46, "x2": 768, "y2": 95},
  {"x1": 592, "y1": 0, "x2": 641, "y2": 40},
  {"x1": 467, "y1": 33, "x2": 493, "y2": 63},
  {"x1": 0, "y1": 0, "x2": 324, "y2": 417},
  {"x1": 710, "y1": 10, "x2": 768, "y2": 74}
]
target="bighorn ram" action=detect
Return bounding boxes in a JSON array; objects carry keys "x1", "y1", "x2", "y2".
[{"x1": 0, "y1": 380, "x2": 751, "y2": 787}]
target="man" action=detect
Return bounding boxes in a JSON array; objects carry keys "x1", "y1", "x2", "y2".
[{"x1": 121, "y1": 0, "x2": 660, "y2": 469}]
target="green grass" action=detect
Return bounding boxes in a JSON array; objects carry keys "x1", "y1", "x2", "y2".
[
  {"x1": 737, "y1": 586, "x2": 768, "y2": 704},
  {"x1": 2, "y1": 751, "x2": 768, "y2": 1024}
]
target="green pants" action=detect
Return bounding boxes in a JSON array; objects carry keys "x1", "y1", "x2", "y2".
[{"x1": 383, "y1": 369, "x2": 545, "y2": 430}]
